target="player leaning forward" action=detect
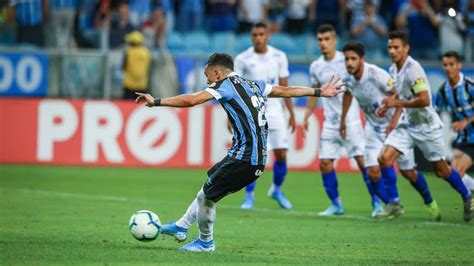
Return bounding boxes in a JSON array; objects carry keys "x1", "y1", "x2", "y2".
[
  {"x1": 341, "y1": 41, "x2": 440, "y2": 220},
  {"x1": 135, "y1": 53, "x2": 345, "y2": 252},
  {"x1": 378, "y1": 31, "x2": 474, "y2": 221}
]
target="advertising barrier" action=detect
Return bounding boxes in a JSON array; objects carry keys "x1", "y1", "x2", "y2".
[
  {"x1": 0, "y1": 52, "x2": 48, "y2": 97},
  {"x1": 0, "y1": 98, "x2": 361, "y2": 171}
]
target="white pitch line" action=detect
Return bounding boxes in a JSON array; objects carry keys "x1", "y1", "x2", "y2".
[{"x1": 2, "y1": 187, "x2": 471, "y2": 228}]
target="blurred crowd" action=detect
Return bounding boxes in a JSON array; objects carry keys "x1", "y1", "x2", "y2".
[{"x1": 1, "y1": 0, "x2": 474, "y2": 60}]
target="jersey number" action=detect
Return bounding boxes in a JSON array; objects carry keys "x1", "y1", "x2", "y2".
[{"x1": 251, "y1": 95, "x2": 267, "y2": 127}]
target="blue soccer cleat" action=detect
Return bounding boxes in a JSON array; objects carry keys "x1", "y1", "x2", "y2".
[
  {"x1": 160, "y1": 222, "x2": 188, "y2": 242},
  {"x1": 270, "y1": 191, "x2": 292, "y2": 209},
  {"x1": 179, "y1": 238, "x2": 215, "y2": 252},
  {"x1": 371, "y1": 200, "x2": 384, "y2": 218},
  {"x1": 318, "y1": 204, "x2": 344, "y2": 216},
  {"x1": 240, "y1": 198, "x2": 254, "y2": 209}
]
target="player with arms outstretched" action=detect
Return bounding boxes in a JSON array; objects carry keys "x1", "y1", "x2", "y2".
[
  {"x1": 341, "y1": 41, "x2": 440, "y2": 220},
  {"x1": 378, "y1": 31, "x2": 473, "y2": 221},
  {"x1": 135, "y1": 53, "x2": 345, "y2": 252},
  {"x1": 234, "y1": 22, "x2": 296, "y2": 209},
  {"x1": 303, "y1": 24, "x2": 381, "y2": 216}
]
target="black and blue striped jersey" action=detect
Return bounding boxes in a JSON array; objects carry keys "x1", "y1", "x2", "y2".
[
  {"x1": 205, "y1": 73, "x2": 272, "y2": 166},
  {"x1": 435, "y1": 73, "x2": 474, "y2": 144}
]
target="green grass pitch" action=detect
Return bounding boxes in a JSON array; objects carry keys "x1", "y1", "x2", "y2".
[{"x1": 0, "y1": 164, "x2": 472, "y2": 264}]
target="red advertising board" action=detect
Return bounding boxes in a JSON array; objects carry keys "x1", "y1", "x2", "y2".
[{"x1": 0, "y1": 98, "x2": 360, "y2": 171}]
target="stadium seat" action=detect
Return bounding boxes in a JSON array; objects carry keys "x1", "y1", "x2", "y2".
[
  {"x1": 182, "y1": 31, "x2": 211, "y2": 54},
  {"x1": 269, "y1": 33, "x2": 302, "y2": 57},
  {"x1": 235, "y1": 33, "x2": 253, "y2": 54},
  {"x1": 211, "y1": 32, "x2": 235, "y2": 54},
  {"x1": 166, "y1": 32, "x2": 185, "y2": 54}
]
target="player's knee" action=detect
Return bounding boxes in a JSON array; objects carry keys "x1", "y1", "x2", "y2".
[
  {"x1": 378, "y1": 153, "x2": 392, "y2": 168},
  {"x1": 400, "y1": 169, "x2": 417, "y2": 182},
  {"x1": 320, "y1": 160, "x2": 334, "y2": 173},
  {"x1": 367, "y1": 168, "x2": 381, "y2": 181},
  {"x1": 434, "y1": 165, "x2": 450, "y2": 178},
  {"x1": 274, "y1": 151, "x2": 287, "y2": 162},
  {"x1": 197, "y1": 189, "x2": 206, "y2": 202}
]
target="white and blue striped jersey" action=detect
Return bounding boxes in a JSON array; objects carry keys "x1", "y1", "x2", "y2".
[
  {"x1": 205, "y1": 73, "x2": 272, "y2": 166},
  {"x1": 435, "y1": 73, "x2": 474, "y2": 144}
]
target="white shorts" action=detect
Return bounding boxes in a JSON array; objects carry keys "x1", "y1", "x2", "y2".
[
  {"x1": 266, "y1": 114, "x2": 288, "y2": 150},
  {"x1": 319, "y1": 123, "x2": 365, "y2": 160},
  {"x1": 385, "y1": 124, "x2": 446, "y2": 163},
  {"x1": 365, "y1": 128, "x2": 416, "y2": 170}
]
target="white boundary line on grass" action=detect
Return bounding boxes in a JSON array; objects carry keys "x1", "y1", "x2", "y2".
[{"x1": 3, "y1": 187, "x2": 471, "y2": 228}]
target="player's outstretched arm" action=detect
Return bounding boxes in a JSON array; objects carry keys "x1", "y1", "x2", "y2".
[
  {"x1": 135, "y1": 91, "x2": 214, "y2": 108},
  {"x1": 269, "y1": 76, "x2": 346, "y2": 98}
]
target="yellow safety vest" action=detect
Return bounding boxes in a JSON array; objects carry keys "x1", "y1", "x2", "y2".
[{"x1": 123, "y1": 46, "x2": 151, "y2": 90}]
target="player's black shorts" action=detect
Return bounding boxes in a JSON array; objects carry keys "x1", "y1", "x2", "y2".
[
  {"x1": 454, "y1": 143, "x2": 474, "y2": 159},
  {"x1": 202, "y1": 156, "x2": 265, "y2": 203}
]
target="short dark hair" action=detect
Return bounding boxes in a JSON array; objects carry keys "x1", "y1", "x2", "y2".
[
  {"x1": 364, "y1": 0, "x2": 375, "y2": 6},
  {"x1": 252, "y1": 22, "x2": 268, "y2": 29},
  {"x1": 443, "y1": 51, "x2": 462, "y2": 62},
  {"x1": 206, "y1": 53, "x2": 234, "y2": 70},
  {"x1": 342, "y1": 41, "x2": 365, "y2": 57},
  {"x1": 317, "y1": 24, "x2": 336, "y2": 34},
  {"x1": 388, "y1": 30, "x2": 409, "y2": 45}
]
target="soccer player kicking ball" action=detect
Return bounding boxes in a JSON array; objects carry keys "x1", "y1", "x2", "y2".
[
  {"x1": 378, "y1": 31, "x2": 473, "y2": 222},
  {"x1": 303, "y1": 24, "x2": 381, "y2": 216},
  {"x1": 235, "y1": 22, "x2": 296, "y2": 210},
  {"x1": 340, "y1": 41, "x2": 440, "y2": 220},
  {"x1": 434, "y1": 51, "x2": 474, "y2": 194},
  {"x1": 135, "y1": 53, "x2": 345, "y2": 252}
]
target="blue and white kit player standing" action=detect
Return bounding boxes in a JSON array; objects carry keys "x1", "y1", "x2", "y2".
[
  {"x1": 341, "y1": 41, "x2": 440, "y2": 220},
  {"x1": 303, "y1": 24, "x2": 381, "y2": 216},
  {"x1": 434, "y1": 51, "x2": 474, "y2": 194},
  {"x1": 235, "y1": 22, "x2": 296, "y2": 209},
  {"x1": 378, "y1": 31, "x2": 473, "y2": 221},
  {"x1": 135, "y1": 53, "x2": 345, "y2": 252}
]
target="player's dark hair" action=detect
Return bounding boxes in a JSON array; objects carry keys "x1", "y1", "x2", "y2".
[
  {"x1": 388, "y1": 30, "x2": 409, "y2": 45},
  {"x1": 443, "y1": 51, "x2": 462, "y2": 62},
  {"x1": 317, "y1": 24, "x2": 336, "y2": 34},
  {"x1": 342, "y1": 41, "x2": 365, "y2": 57},
  {"x1": 206, "y1": 53, "x2": 234, "y2": 71},
  {"x1": 252, "y1": 22, "x2": 268, "y2": 29}
]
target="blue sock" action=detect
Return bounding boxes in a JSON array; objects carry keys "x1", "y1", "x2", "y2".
[
  {"x1": 445, "y1": 169, "x2": 470, "y2": 200},
  {"x1": 245, "y1": 181, "x2": 256, "y2": 195},
  {"x1": 410, "y1": 171, "x2": 433, "y2": 205},
  {"x1": 322, "y1": 170, "x2": 340, "y2": 207},
  {"x1": 361, "y1": 168, "x2": 379, "y2": 204},
  {"x1": 370, "y1": 178, "x2": 391, "y2": 204},
  {"x1": 381, "y1": 166, "x2": 400, "y2": 202},
  {"x1": 272, "y1": 160, "x2": 287, "y2": 193}
]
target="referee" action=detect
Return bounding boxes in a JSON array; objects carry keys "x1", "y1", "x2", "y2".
[{"x1": 435, "y1": 51, "x2": 474, "y2": 193}]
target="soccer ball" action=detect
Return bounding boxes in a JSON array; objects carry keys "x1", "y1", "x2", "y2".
[{"x1": 128, "y1": 210, "x2": 162, "y2": 241}]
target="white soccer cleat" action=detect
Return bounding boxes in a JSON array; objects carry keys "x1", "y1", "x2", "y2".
[{"x1": 318, "y1": 204, "x2": 344, "y2": 216}]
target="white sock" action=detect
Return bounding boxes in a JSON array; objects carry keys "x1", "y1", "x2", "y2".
[
  {"x1": 197, "y1": 189, "x2": 215, "y2": 242},
  {"x1": 176, "y1": 197, "x2": 198, "y2": 229},
  {"x1": 462, "y1": 174, "x2": 474, "y2": 191}
]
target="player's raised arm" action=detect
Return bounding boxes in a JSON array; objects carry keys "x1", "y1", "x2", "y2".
[
  {"x1": 269, "y1": 76, "x2": 346, "y2": 98},
  {"x1": 135, "y1": 91, "x2": 214, "y2": 108}
]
